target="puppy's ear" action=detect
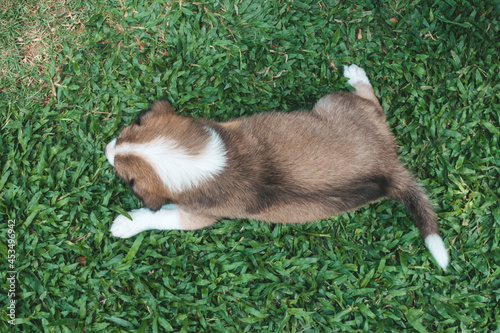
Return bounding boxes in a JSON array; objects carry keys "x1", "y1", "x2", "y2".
[
  {"x1": 151, "y1": 100, "x2": 174, "y2": 115},
  {"x1": 135, "y1": 100, "x2": 174, "y2": 125},
  {"x1": 140, "y1": 191, "x2": 168, "y2": 212},
  {"x1": 133, "y1": 179, "x2": 170, "y2": 212}
]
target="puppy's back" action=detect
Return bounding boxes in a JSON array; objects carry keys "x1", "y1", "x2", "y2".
[{"x1": 225, "y1": 93, "x2": 398, "y2": 188}]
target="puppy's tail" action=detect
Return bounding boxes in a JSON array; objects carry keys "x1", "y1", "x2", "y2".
[{"x1": 389, "y1": 171, "x2": 449, "y2": 271}]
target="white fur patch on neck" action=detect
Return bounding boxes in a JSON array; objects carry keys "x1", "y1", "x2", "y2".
[{"x1": 115, "y1": 127, "x2": 227, "y2": 193}]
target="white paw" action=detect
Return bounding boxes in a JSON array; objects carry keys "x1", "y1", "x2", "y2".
[
  {"x1": 344, "y1": 64, "x2": 370, "y2": 87},
  {"x1": 110, "y1": 206, "x2": 182, "y2": 238},
  {"x1": 110, "y1": 209, "x2": 149, "y2": 238}
]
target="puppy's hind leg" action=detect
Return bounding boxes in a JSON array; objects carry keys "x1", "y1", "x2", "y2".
[
  {"x1": 110, "y1": 204, "x2": 216, "y2": 238},
  {"x1": 343, "y1": 64, "x2": 384, "y2": 113}
]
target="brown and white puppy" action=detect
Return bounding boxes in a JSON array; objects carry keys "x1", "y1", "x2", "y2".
[{"x1": 105, "y1": 65, "x2": 449, "y2": 270}]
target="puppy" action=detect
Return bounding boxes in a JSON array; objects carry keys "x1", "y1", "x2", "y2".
[{"x1": 105, "y1": 65, "x2": 449, "y2": 271}]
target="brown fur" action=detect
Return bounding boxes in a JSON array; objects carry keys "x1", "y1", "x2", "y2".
[{"x1": 112, "y1": 84, "x2": 439, "y2": 239}]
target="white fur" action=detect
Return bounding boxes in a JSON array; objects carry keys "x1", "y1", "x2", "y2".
[
  {"x1": 111, "y1": 204, "x2": 182, "y2": 238},
  {"x1": 111, "y1": 127, "x2": 227, "y2": 193},
  {"x1": 105, "y1": 138, "x2": 117, "y2": 166},
  {"x1": 344, "y1": 64, "x2": 370, "y2": 87},
  {"x1": 425, "y1": 234, "x2": 449, "y2": 271}
]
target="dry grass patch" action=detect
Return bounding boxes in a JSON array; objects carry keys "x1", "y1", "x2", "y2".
[{"x1": 0, "y1": 0, "x2": 88, "y2": 105}]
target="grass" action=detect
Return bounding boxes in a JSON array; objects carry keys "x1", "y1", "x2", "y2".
[{"x1": 1, "y1": 0, "x2": 499, "y2": 331}]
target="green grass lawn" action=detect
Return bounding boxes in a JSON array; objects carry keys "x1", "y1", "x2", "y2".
[{"x1": 1, "y1": 0, "x2": 499, "y2": 331}]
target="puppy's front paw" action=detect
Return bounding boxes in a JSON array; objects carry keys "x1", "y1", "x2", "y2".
[
  {"x1": 110, "y1": 210, "x2": 147, "y2": 238},
  {"x1": 344, "y1": 64, "x2": 370, "y2": 86}
]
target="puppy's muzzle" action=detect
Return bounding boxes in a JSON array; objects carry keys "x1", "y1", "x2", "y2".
[{"x1": 105, "y1": 138, "x2": 117, "y2": 166}]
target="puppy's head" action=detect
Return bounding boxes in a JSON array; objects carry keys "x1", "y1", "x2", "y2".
[
  {"x1": 105, "y1": 101, "x2": 177, "y2": 210},
  {"x1": 105, "y1": 100, "x2": 226, "y2": 211}
]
